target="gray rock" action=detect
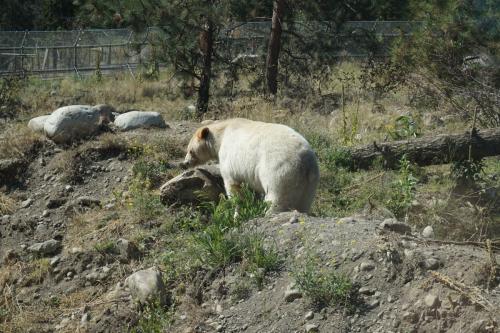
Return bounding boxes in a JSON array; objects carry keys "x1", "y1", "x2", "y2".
[
  {"x1": 160, "y1": 165, "x2": 224, "y2": 205},
  {"x1": 360, "y1": 262, "x2": 375, "y2": 271},
  {"x1": 81, "y1": 312, "x2": 91, "y2": 324},
  {"x1": 378, "y1": 219, "x2": 412, "y2": 235},
  {"x1": 21, "y1": 198, "x2": 33, "y2": 208},
  {"x1": 114, "y1": 111, "x2": 167, "y2": 131},
  {"x1": 358, "y1": 287, "x2": 375, "y2": 295},
  {"x1": 28, "y1": 115, "x2": 50, "y2": 133},
  {"x1": 421, "y1": 258, "x2": 440, "y2": 270},
  {"x1": 50, "y1": 256, "x2": 60, "y2": 267},
  {"x1": 424, "y1": 294, "x2": 440, "y2": 309},
  {"x1": 46, "y1": 198, "x2": 67, "y2": 209},
  {"x1": 367, "y1": 299, "x2": 380, "y2": 309},
  {"x1": 305, "y1": 311, "x2": 314, "y2": 320},
  {"x1": 422, "y1": 226, "x2": 434, "y2": 238},
  {"x1": 28, "y1": 239, "x2": 61, "y2": 256},
  {"x1": 402, "y1": 311, "x2": 418, "y2": 324},
  {"x1": 284, "y1": 284, "x2": 303, "y2": 302},
  {"x1": 125, "y1": 267, "x2": 168, "y2": 306},
  {"x1": 305, "y1": 323, "x2": 319, "y2": 332},
  {"x1": 115, "y1": 238, "x2": 141, "y2": 263},
  {"x1": 44, "y1": 104, "x2": 114, "y2": 143},
  {"x1": 42, "y1": 209, "x2": 50, "y2": 217}
]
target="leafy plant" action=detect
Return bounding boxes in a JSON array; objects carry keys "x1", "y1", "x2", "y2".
[
  {"x1": 386, "y1": 154, "x2": 418, "y2": 217},
  {"x1": 451, "y1": 158, "x2": 484, "y2": 184},
  {"x1": 386, "y1": 115, "x2": 421, "y2": 140},
  {"x1": 293, "y1": 257, "x2": 354, "y2": 309}
]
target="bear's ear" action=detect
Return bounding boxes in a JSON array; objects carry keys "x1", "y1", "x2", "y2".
[{"x1": 197, "y1": 127, "x2": 210, "y2": 140}]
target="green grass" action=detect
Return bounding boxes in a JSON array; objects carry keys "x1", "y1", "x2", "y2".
[
  {"x1": 93, "y1": 240, "x2": 117, "y2": 255},
  {"x1": 127, "y1": 178, "x2": 164, "y2": 221},
  {"x1": 293, "y1": 257, "x2": 354, "y2": 310},
  {"x1": 131, "y1": 300, "x2": 174, "y2": 333}
]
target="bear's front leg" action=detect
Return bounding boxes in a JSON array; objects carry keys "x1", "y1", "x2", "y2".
[{"x1": 223, "y1": 178, "x2": 241, "y2": 220}]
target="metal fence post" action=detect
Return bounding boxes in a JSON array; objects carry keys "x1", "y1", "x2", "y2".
[
  {"x1": 19, "y1": 30, "x2": 28, "y2": 74},
  {"x1": 74, "y1": 30, "x2": 81, "y2": 78}
]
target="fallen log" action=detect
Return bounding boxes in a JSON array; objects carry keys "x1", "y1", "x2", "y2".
[{"x1": 349, "y1": 127, "x2": 500, "y2": 170}]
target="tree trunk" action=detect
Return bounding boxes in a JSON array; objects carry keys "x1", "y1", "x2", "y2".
[
  {"x1": 265, "y1": 0, "x2": 285, "y2": 95},
  {"x1": 348, "y1": 128, "x2": 500, "y2": 170},
  {"x1": 197, "y1": 20, "x2": 214, "y2": 116}
]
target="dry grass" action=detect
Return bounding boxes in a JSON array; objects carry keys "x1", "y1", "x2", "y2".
[
  {"x1": 0, "y1": 124, "x2": 44, "y2": 160},
  {"x1": 0, "y1": 193, "x2": 16, "y2": 215}
]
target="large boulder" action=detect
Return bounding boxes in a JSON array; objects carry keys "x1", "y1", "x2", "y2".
[
  {"x1": 160, "y1": 165, "x2": 224, "y2": 205},
  {"x1": 28, "y1": 115, "x2": 50, "y2": 133},
  {"x1": 43, "y1": 104, "x2": 115, "y2": 143},
  {"x1": 125, "y1": 267, "x2": 168, "y2": 306},
  {"x1": 113, "y1": 111, "x2": 167, "y2": 131}
]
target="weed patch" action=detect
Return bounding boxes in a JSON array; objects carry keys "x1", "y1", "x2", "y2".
[{"x1": 293, "y1": 257, "x2": 355, "y2": 310}]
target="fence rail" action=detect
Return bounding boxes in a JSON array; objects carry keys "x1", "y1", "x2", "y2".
[{"x1": 0, "y1": 21, "x2": 418, "y2": 78}]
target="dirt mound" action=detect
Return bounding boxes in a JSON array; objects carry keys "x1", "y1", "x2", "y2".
[{"x1": 0, "y1": 122, "x2": 498, "y2": 333}]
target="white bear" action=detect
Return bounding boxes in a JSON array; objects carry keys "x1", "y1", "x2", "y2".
[{"x1": 182, "y1": 118, "x2": 319, "y2": 213}]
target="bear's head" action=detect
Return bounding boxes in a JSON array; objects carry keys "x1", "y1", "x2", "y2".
[{"x1": 181, "y1": 127, "x2": 215, "y2": 169}]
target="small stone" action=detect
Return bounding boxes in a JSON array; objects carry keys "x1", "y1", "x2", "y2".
[
  {"x1": 305, "y1": 323, "x2": 319, "y2": 332},
  {"x1": 21, "y1": 198, "x2": 33, "y2": 208},
  {"x1": 367, "y1": 299, "x2": 380, "y2": 309},
  {"x1": 216, "y1": 325, "x2": 223, "y2": 332},
  {"x1": 424, "y1": 294, "x2": 440, "y2": 309},
  {"x1": 305, "y1": 311, "x2": 314, "y2": 320},
  {"x1": 358, "y1": 287, "x2": 375, "y2": 295},
  {"x1": 285, "y1": 288, "x2": 303, "y2": 302},
  {"x1": 42, "y1": 210, "x2": 50, "y2": 217},
  {"x1": 81, "y1": 312, "x2": 90, "y2": 323},
  {"x1": 360, "y1": 262, "x2": 375, "y2": 271},
  {"x1": 28, "y1": 239, "x2": 61, "y2": 256},
  {"x1": 115, "y1": 238, "x2": 141, "y2": 263},
  {"x1": 422, "y1": 258, "x2": 440, "y2": 270},
  {"x1": 50, "y1": 256, "x2": 60, "y2": 267},
  {"x1": 379, "y1": 219, "x2": 412, "y2": 235},
  {"x1": 46, "y1": 198, "x2": 67, "y2": 209},
  {"x1": 125, "y1": 267, "x2": 168, "y2": 306},
  {"x1": 387, "y1": 295, "x2": 395, "y2": 303},
  {"x1": 422, "y1": 226, "x2": 434, "y2": 238},
  {"x1": 402, "y1": 311, "x2": 418, "y2": 324}
]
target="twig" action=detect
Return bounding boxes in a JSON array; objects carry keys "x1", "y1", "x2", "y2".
[
  {"x1": 430, "y1": 271, "x2": 497, "y2": 313},
  {"x1": 468, "y1": 106, "x2": 478, "y2": 161},
  {"x1": 344, "y1": 172, "x2": 385, "y2": 193},
  {"x1": 401, "y1": 235, "x2": 500, "y2": 252}
]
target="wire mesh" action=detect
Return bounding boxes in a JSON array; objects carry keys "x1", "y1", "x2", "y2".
[{"x1": 0, "y1": 22, "x2": 419, "y2": 78}]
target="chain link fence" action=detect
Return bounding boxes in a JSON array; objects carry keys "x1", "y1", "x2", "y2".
[{"x1": 0, "y1": 21, "x2": 417, "y2": 78}]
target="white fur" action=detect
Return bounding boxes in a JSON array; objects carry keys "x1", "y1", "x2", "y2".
[{"x1": 183, "y1": 118, "x2": 319, "y2": 213}]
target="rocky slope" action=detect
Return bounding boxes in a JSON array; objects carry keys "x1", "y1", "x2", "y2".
[{"x1": 0, "y1": 122, "x2": 499, "y2": 333}]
